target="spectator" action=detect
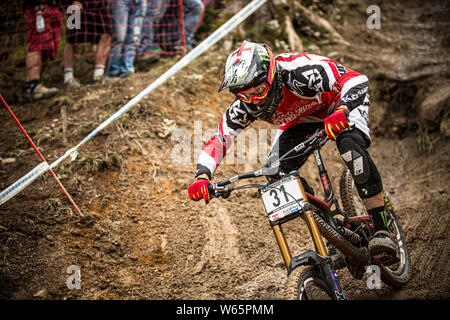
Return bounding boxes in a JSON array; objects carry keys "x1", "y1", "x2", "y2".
[
  {"x1": 63, "y1": 0, "x2": 112, "y2": 88},
  {"x1": 139, "y1": 0, "x2": 168, "y2": 63},
  {"x1": 183, "y1": 0, "x2": 205, "y2": 50},
  {"x1": 106, "y1": 0, "x2": 147, "y2": 81},
  {"x1": 158, "y1": 0, "x2": 204, "y2": 52},
  {"x1": 153, "y1": 0, "x2": 180, "y2": 53},
  {"x1": 18, "y1": 1, "x2": 62, "y2": 102}
]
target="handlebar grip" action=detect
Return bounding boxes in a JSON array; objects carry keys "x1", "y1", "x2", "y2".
[
  {"x1": 206, "y1": 184, "x2": 217, "y2": 203},
  {"x1": 207, "y1": 184, "x2": 214, "y2": 195}
]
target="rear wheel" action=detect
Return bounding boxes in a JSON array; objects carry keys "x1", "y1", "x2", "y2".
[
  {"x1": 284, "y1": 265, "x2": 333, "y2": 300},
  {"x1": 339, "y1": 169, "x2": 410, "y2": 287},
  {"x1": 378, "y1": 194, "x2": 411, "y2": 287},
  {"x1": 339, "y1": 168, "x2": 367, "y2": 217}
]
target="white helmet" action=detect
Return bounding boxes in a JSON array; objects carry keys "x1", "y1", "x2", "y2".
[{"x1": 219, "y1": 41, "x2": 283, "y2": 121}]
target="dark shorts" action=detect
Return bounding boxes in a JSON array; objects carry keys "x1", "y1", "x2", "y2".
[
  {"x1": 273, "y1": 122, "x2": 324, "y2": 173},
  {"x1": 66, "y1": 5, "x2": 113, "y2": 44},
  {"x1": 25, "y1": 5, "x2": 63, "y2": 61}
]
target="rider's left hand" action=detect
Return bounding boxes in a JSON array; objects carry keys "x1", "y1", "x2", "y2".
[{"x1": 324, "y1": 105, "x2": 350, "y2": 140}]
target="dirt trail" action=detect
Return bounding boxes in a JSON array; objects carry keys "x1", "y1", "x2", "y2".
[{"x1": 0, "y1": 0, "x2": 449, "y2": 300}]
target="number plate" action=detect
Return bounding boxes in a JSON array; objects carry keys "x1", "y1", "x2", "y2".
[{"x1": 260, "y1": 175, "x2": 306, "y2": 222}]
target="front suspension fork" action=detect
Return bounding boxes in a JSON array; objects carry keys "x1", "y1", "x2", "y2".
[{"x1": 271, "y1": 174, "x2": 345, "y2": 299}]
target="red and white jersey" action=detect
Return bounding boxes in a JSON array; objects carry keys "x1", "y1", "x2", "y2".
[{"x1": 196, "y1": 52, "x2": 370, "y2": 179}]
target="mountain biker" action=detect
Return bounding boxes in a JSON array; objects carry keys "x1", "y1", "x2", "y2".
[{"x1": 187, "y1": 40, "x2": 398, "y2": 264}]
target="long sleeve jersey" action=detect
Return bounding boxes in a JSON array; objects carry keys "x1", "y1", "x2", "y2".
[{"x1": 195, "y1": 52, "x2": 369, "y2": 179}]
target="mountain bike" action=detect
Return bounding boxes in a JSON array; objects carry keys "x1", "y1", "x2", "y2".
[{"x1": 207, "y1": 129, "x2": 410, "y2": 300}]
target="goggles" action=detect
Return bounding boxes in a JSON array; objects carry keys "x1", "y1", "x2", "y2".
[{"x1": 232, "y1": 81, "x2": 270, "y2": 104}]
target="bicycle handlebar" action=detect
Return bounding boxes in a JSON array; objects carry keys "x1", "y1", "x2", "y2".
[{"x1": 208, "y1": 129, "x2": 328, "y2": 201}]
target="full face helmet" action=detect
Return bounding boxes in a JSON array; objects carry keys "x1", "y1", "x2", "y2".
[{"x1": 218, "y1": 40, "x2": 283, "y2": 121}]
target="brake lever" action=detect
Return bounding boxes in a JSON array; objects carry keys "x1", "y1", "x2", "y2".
[{"x1": 206, "y1": 185, "x2": 232, "y2": 204}]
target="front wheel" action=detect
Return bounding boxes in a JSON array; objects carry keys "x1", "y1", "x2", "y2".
[{"x1": 284, "y1": 265, "x2": 333, "y2": 300}]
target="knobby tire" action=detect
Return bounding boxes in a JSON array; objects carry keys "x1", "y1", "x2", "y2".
[
  {"x1": 284, "y1": 265, "x2": 333, "y2": 300},
  {"x1": 339, "y1": 169, "x2": 410, "y2": 288}
]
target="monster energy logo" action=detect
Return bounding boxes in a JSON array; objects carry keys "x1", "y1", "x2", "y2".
[
  {"x1": 256, "y1": 47, "x2": 270, "y2": 61},
  {"x1": 227, "y1": 71, "x2": 249, "y2": 87},
  {"x1": 380, "y1": 210, "x2": 388, "y2": 228},
  {"x1": 237, "y1": 72, "x2": 249, "y2": 83}
]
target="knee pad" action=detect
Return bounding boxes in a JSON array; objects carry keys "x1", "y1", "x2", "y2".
[{"x1": 337, "y1": 131, "x2": 383, "y2": 198}]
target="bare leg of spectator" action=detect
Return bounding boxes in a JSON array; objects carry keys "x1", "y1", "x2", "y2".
[
  {"x1": 63, "y1": 42, "x2": 80, "y2": 89},
  {"x1": 26, "y1": 51, "x2": 42, "y2": 82},
  {"x1": 63, "y1": 43, "x2": 75, "y2": 70},
  {"x1": 93, "y1": 34, "x2": 111, "y2": 83}
]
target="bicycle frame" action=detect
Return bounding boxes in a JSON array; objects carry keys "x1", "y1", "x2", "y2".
[{"x1": 306, "y1": 149, "x2": 347, "y2": 229}]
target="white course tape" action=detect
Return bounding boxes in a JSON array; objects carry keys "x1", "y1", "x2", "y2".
[
  {"x1": 0, "y1": 161, "x2": 50, "y2": 205},
  {"x1": 0, "y1": 0, "x2": 268, "y2": 206}
]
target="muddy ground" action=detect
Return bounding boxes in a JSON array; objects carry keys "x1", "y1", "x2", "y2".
[{"x1": 0, "y1": 0, "x2": 449, "y2": 300}]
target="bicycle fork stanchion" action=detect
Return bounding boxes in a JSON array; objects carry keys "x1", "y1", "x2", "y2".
[
  {"x1": 295, "y1": 176, "x2": 328, "y2": 257},
  {"x1": 272, "y1": 225, "x2": 292, "y2": 269},
  {"x1": 271, "y1": 175, "x2": 329, "y2": 270}
]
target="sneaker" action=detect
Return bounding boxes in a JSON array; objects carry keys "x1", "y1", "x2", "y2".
[
  {"x1": 139, "y1": 53, "x2": 160, "y2": 64},
  {"x1": 369, "y1": 230, "x2": 399, "y2": 265},
  {"x1": 327, "y1": 243, "x2": 346, "y2": 269},
  {"x1": 65, "y1": 77, "x2": 81, "y2": 89},
  {"x1": 18, "y1": 82, "x2": 58, "y2": 102},
  {"x1": 165, "y1": 45, "x2": 185, "y2": 53},
  {"x1": 18, "y1": 88, "x2": 32, "y2": 102},
  {"x1": 119, "y1": 71, "x2": 134, "y2": 78},
  {"x1": 104, "y1": 75, "x2": 121, "y2": 83}
]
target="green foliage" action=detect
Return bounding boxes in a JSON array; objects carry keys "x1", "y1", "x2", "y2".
[
  {"x1": 55, "y1": 95, "x2": 73, "y2": 107},
  {"x1": 195, "y1": 5, "x2": 222, "y2": 40},
  {"x1": 78, "y1": 122, "x2": 96, "y2": 137},
  {"x1": 416, "y1": 126, "x2": 434, "y2": 155},
  {"x1": 244, "y1": 19, "x2": 284, "y2": 46}
]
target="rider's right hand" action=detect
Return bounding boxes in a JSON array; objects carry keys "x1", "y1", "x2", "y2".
[{"x1": 188, "y1": 176, "x2": 211, "y2": 201}]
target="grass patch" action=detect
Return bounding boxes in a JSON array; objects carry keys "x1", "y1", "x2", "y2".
[{"x1": 416, "y1": 126, "x2": 435, "y2": 155}]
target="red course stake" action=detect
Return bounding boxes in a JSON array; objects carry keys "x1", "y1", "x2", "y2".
[{"x1": 0, "y1": 95, "x2": 82, "y2": 216}]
